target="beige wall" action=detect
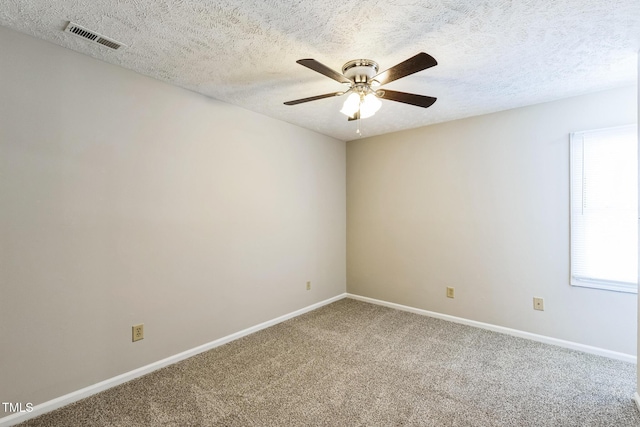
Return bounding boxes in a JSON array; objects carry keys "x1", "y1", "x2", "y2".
[
  {"x1": 0, "y1": 26, "x2": 346, "y2": 410},
  {"x1": 347, "y1": 86, "x2": 638, "y2": 355}
]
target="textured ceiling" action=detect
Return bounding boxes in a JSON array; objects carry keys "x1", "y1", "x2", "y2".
[{"x1": 1, "y1": 0, "x2": 639, "y2": 141}]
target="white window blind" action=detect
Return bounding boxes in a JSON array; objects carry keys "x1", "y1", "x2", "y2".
[{"x1": 570, "y1": 124, "x2": 638, "y2": 293}]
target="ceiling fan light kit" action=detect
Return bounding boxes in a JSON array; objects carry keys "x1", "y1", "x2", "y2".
[{"x1": 284, "y1": 52, "x2": 438, "y2": 125}]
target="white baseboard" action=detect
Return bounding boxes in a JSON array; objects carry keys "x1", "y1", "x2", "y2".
[
  {"x1": 635, "y1": 392, "x2": 640, "y2": 413},
  {"x1": 0, "y1": 293, "x2": 347, "y2": 427},
  {"x1": 347, "y1": 293, "x2": 637, "y2": 364}
]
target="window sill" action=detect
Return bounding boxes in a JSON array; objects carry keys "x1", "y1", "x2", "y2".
[{"x1": 571, "y1": 277, "x2": 638, "y2": 294}]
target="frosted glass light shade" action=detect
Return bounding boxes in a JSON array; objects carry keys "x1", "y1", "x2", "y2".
[
  {"x1": 359, "y1": 93, "x2": 381, "y2": 118},
  {"x1": 340, "y1": 93, "x2": 360, "y2": 117}
]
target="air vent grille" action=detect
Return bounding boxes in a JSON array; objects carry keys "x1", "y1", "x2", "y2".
[
  {"x1": 96, "y1": 38, "x2": 121, "y2": 50},
  {"x1": 64, "y1": 22, "x2": 125, "y2": 50}
]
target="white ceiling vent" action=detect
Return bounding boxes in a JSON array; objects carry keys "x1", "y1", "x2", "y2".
[{"x1": 64, "y1": 22, "x2": 125, "y2": 50}]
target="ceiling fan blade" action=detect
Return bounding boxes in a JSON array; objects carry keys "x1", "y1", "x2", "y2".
[
  {"x1": 297, "y1": 59, "x2": 352, "y2": 84},
  {"x1": 378, "y1": 90, "x2": 437, "y2": 108},
  {"x1": 347, "y1": 111, "x2": 360, "y2": 121},
  {"x1": 284, "y1": 92, "x2": 344, "y2": 105},
  {"x1": 373, "y1": 52, "x2": 437, "y2": 86}
]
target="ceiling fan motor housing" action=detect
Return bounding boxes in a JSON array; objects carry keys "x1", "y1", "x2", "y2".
[{"x1": 342, "y1": 59, "x2": 379, "y2": 83}]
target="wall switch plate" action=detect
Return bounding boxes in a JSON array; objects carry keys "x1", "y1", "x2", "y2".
[
  {"x1": 446, "y1": 287, "x2": 455, "y2": 298},
  {"x1": 306, "y1": 281, "x2": 311, "y2": 291},
  {"x1": 132, "y1": 324, "x2": 144, "y2": 342},
  {"x1": 533, "y1": 297, "x2": 544, "y2": 311}
]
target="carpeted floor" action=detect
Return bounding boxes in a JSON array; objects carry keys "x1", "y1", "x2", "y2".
[{"x1": 17, "y1": 298, "x2": 640, "y2": 426}]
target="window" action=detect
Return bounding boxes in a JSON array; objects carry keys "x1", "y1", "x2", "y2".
[{"x1": 570, "y1": 124, "x2": 638, "y2": 293}]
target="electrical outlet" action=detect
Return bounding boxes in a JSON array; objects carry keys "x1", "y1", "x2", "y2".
[
  {"x1": 446, "y1": 287, "x2": 455, "y2": 298},
  {"x1": 132, "y1": 324, "x2": 144, "y2": 342},
  {"x1": 533, "y1": 297, "x2": 544, "y2": 311},
  {"x1": 306, "y1": 281, "x2": 311, "y2": 291}
]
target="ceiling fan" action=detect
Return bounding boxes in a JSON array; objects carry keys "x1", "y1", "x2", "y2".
[{"x1": 284, "y1": 52, "x2": 437, "y2": 121}]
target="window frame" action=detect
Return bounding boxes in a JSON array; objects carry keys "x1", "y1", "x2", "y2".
[{"x1": 569, "y1": 124, "x2": 638, "y2": 294}]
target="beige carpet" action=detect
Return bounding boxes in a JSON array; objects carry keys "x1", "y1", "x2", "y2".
[{"x1": 18, "y1": 298, "x2": 640, "y2": 426}]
